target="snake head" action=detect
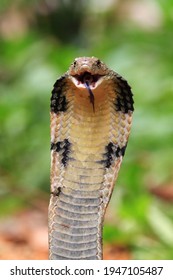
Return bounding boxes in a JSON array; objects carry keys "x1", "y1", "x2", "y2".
[
  {"x1": 68, "y1": 56, "x2": 109, "y2": 90},
  {"x1": 68, "y1": 57, "x2": 110, "y2": 112}
]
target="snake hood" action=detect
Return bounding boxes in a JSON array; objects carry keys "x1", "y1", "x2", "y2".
[{"x1": 49, "y1": 57, "x2": 134, "y2": 259}]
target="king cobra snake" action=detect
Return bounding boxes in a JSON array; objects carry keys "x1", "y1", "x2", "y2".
[{"x1": 49, "y1": 57, "x2": 134, "y2": 260}]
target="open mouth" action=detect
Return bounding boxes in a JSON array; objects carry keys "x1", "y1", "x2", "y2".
[{"x1": 74, "y1": 71, "x2": 101, "y2": 88}]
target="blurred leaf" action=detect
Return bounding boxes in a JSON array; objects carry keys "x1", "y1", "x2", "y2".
[{"x1": 147, "y1": 203, "x2": 173, "y2": 246}]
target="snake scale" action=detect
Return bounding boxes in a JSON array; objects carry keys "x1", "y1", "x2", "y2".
[{"x1": 49, "y1": 57, "x2": 134, "y2": 260}]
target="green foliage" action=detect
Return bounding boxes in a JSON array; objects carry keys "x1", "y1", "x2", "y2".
[{"x1": 0, "y1": 0, "x2": 173, "y2": 259}]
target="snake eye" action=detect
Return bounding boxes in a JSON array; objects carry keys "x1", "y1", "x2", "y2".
[
  {"x1": 96, "y1": 59, "x2": 101, "y2": 67},
  {"x1": 73, "y1": 61, "x2": 77, "y2": 67}
]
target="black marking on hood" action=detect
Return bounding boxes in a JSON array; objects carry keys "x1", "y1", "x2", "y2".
[
  {"x1": 114, "y1": 74, "x2": 134, "y2": 113},
  {"x1": 51, "y1": 139, "x2": 71, "y2": 167},
  {"x1": 51, "y1": 75, "x2": 68, "y2": 113},
  {"x1": 98, "y1": 142, "x2": 127, "y2": 168}
]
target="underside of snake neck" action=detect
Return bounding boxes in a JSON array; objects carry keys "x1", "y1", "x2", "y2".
[{"x1": 49, "y1": 57, "x2": 134, "y2": 260}]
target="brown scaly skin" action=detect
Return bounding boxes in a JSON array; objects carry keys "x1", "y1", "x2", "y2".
[{"x1": 49, "y1": 57, "x2": 134, "y2": 260}]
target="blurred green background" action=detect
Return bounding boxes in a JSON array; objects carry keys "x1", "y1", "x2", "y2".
[{"x1": 0, "y1": 0, "x2": 173, "y2": 259}]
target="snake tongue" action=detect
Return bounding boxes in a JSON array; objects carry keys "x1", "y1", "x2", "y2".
[
  {"x1": 84, "y1": 81, "x2": 95, "y2": 112},
  {"x1": 71, "y1": 72, "x2": 97, "y2": 112}
]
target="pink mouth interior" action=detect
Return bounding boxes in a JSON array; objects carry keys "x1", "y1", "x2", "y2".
[{"x1": 74, "y1": 72, "x2": 100, "y2": 88}]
